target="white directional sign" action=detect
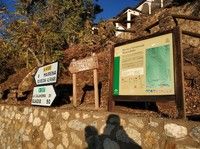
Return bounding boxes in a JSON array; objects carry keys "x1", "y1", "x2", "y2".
[
  {"x1": 32, "y1": 85, "x2": 56, "y2": 106},
  {"x1": 34, "y1": 62, "x2": 58, "y2": 85}
]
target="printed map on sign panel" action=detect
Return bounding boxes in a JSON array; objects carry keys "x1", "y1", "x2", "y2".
[{"x1": 146, "y1": 45, "x2": 172, "y2": 89}]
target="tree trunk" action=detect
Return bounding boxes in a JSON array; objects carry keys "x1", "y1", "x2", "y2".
[{"x1": 27, "y1": 48, "x2": 42, "y2": 67}]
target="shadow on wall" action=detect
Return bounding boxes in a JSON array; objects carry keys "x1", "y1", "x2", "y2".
[
  {"x1": 80, "y1": 82, "x2": 102, "y2": 105},
  {"x1": 52, "y1": 84, "x2": 73, "y2": 106},
  {"x1": 51, "y1": 82, "x2": 102, "y2": 107},
  {"x1": 85, "y1": 114, "x2": 142, "y2": 149}
]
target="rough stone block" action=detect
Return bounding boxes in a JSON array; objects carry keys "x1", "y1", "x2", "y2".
[{"x1": 164, "y1": 123, "x2": 187, "y2": 139}]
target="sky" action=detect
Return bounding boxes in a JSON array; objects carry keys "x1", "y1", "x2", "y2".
[
  {"x1": 2, "y1": 0, "x2": 140, "y2": 22},
  {"x1": 95, "y1": 0, "x2": 140, "y2": 22},
  {"x1": 2, "y1": 0, "x2": 16, "y2": 11}
]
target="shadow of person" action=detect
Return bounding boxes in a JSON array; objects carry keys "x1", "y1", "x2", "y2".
[
  {"x1": 85, "y1": 126, "x2": 102, "y2": 149},
  {"x1": 85, "y1": 114, "x2": 142, "y2": 149},
  {"x1": 100, "y1": 114, "x2": 142, "y2": 149}
]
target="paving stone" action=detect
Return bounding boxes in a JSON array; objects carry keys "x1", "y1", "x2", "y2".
[
  {"x1": 68, "y1": 120, "x2": 86, "y2": 131},
  {"x1": 68, "y1": 145, "x2": 76, "y2": 149},
  {"x1": 43, "y1": 122, "x2": 53, "y2": 140},
  {"x1": 56, "y1": 144, "x2": 64, "y2": 149},
  {"x1": 129, "y1": 118, "x2": 144, "y2": 129},
  {"x1": 33, "y1": 109, "x2": 39, "y2": 117},
  {"x1": 83, "y1": 113, "x2": 90, "y2": 119},
  {"x1": 103, "y1": 138, "x2": 120, "y2": 149},
  {"x1": 149, "y1": 121, "x2": 159, "y2": 128},
  {"x1": 60, "y1": 122, "x2": 67, "y2": 131},
  {"x1": 41, "y1": 111, "x2": 47, "y2": 117},
  {"x1": 15, "y1": 113, "x2": 21, "y2": 120},
  {"x1": 91, "y1": 121, "x2": 98, "y2": 128},
  {"x1": 25, "y1": 126, "x2": 32, "y2": 135},
  {"x1": 75, "y1": 113, "x2": 80, "y2": 118},
  {"x1": 1, "y1": 106, "x2": 4, "y2": 111},
  {"x1": 189, "y1": 126, "x2": 200, "y2": 143},
  {"x1": 48, "y1": 141, "x2": 54, "y2": 149},
  {"x1": 20, "y1": 115, "x2": 26, "y2": 122},
  {"x1": 10, "y1": 111, "x2": 15, "y2": 119},
  {"x1": 61, "y1": 112, "x2": 70, "y2": 120},
  {"x1": 40, "y1": 140, "x2": 48, "y2": 148},
  {"x1": 143, "y1": 131, "x2": 160, "y2": 149},
  {"x1": 120, "y1": 118, "x2": 126, "y2": 126},
  {"x1": 100, "y1": 124, "x2": 106, "y2": 134},
  {"x1": 33, "y1": 117, "x2": 41, "y2": 127},
  {"x1": 71, "y1": 132, "x2": 82, "y2": 146},
  {"x1": 93, "y1": 115, "x2": 103, "y2": 119},
  {"x1": 39, "y1": 125, "x2": 44, "y2": 131},
  {"x1": 176, "y1": 144, "x2": 200, "y2": 149},
  {"x1": 164, "y1": 123, "x2": 187, "y2": 139},
  {"x1": 23, "y1": 108, "x2": 29, "y2": 115},
  {"x1": 103, "y1": 124, "x2": 115, "y2": 135},
  {"x1": 125, "y1": 127, "x2": 141, "y2": 145},
  {"x1": 62, "y1": 132, "x2": 69, "y2": 148},
  {"x1": 29, "y1": 113, "x2": 33, "y2": 123},
  {"x1": 22, "y1": 135, "x2": 30, "y2": 141}
]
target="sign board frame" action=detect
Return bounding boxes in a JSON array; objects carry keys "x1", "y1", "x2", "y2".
[
  {"x1": 34, "y1": 61, "x2": 59, "y2": 86},
  {"x1": 108, "y1": 27, "x2": 185, "y2": 119}
]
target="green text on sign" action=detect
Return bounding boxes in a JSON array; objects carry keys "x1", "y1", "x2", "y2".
[{"x1": 38, "y1": 87, "x2": 46, "y2": 93}]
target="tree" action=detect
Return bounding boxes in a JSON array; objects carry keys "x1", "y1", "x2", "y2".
[
  {"x1": 6, "y1": 0, "x2": 103, "y2": 68},
  {"x1": 21, "y1": 0, "x2": 102, "y2": 41},
  {"x1": 0, "y1": 38, "x2": 18, "y2": 83}
]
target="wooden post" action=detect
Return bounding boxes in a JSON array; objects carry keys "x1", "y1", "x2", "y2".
[
  {"x1": 93, "y1": 53, "x2": 99, "y2": 109},
  {"x1": 174, "y1": 27, "x2": 186, "y2": 119},
  {"x1": 72, "y1": 59, "x2": 77, "y2": 107},
  {"x1": 108, "y1": 45, "x2": 115, "y2": 112}
]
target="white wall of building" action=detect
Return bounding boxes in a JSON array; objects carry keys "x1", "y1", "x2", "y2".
[
  {"x1": 115, "y1": 0, "x2": 165, "y2": 36},
  {"x1": 115, "y1": 23, "x2": 125, "y2": 36}
]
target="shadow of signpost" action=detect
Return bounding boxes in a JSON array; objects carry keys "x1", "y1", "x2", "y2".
[
  {"x1": 80, "y1": 82, "x2": 102, "y2": 105},
  {"x1": 52, "y1": 84, "x2": 72, "y2": 106},
  {"x1": 85, "y1": 114, "x2": 142, "y2": 149}
]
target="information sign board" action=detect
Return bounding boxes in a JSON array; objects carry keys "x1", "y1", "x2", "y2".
[
  {"x1": 109, "y1": 28, "x2": 186, "y2": 119},
  {"x1": 34, "y1": 62, "x2": 58, "y2": 85},
  {"x1": 113, "y1": 33, "x2": 174, "y2": 96},
  {"x1": 32, "y1": 85, "x2": 56, "y2": 106}
]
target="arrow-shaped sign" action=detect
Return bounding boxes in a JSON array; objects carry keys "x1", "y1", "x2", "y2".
[
  {"x1": 34, "y1": 62, "x2": 58, "y2": 85},
  {"x1": 32, "y1": 85, "x2": 56, "y2": 106}
]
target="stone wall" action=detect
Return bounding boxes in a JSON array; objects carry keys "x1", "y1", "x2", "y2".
[{"x1": 0, "y1": 105, "x2": 199, "y2": 149}]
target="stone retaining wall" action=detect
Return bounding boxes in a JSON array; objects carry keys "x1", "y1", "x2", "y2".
[{"x1": 0, "y1": 105, "x2": 199, "y2": 149}]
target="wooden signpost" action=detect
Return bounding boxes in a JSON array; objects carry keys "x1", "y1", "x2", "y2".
[{"x1": 69, "y1": 53, "x2": 99, "y2": 109}]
